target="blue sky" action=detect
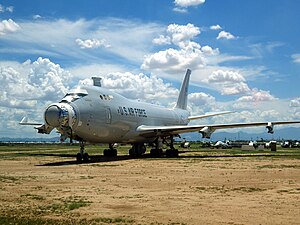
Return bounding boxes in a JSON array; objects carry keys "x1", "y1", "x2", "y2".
[{"x1": 0, "y1": 0, "x2": 300, "y2": 138}]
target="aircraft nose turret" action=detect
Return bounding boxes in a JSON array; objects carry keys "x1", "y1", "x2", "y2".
[
  {"x1": 44, "y1": 105, "x2": 61, "y2": 127},
  {"x1": 44, "y1": 103, "x2": 77, "y2": 128}
]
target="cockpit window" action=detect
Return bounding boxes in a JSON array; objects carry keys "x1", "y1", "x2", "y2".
[{"x1": 60, "y1": 89, "x2": 88, "y2": 103}]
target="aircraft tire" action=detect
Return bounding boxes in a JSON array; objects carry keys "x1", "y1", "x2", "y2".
[
  {"x1": 150, "y1": 148, "x2": 163, "y2": 157},
  {"x1": 83, "y1": 153, "x2": 89, "y2": 162},
  {"x1": 129, "y1": 148, "x2": 135, "y2": 157},
  {"x1": 76, "y1": 153, "x2": 82, "y2": 162},
  {"x1": 104, "y1": 149, "x2": 117, "y2": 157},
  {"x1": 166, "y1": 149, "x2": 179, "y2": 158}
]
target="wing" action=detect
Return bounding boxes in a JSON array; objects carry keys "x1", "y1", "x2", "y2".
[{"x1": 136, "y1": 121, "x2": 300, "y2": 138}]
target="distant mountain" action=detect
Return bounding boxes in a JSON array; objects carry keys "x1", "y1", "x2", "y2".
[{"x1": 0, "y1": 136, "x2": 60, "y2": 143}]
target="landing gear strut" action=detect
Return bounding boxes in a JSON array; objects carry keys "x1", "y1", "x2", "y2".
[
  {"x1": 76, "y1": 141, "x2": 89, "y2": 162},
  {"x1": 150, "y1": 136, "x2": 179, "y2": 158},
  {"x1": 103, "y1": 144, "x2": 117, "y2": 157},
  {"x1": 165, "y1": 136, "x2": 179, "y2": 157},
  {"x1": 150, "y1": 137, "x2": 163, "y2": 157}
]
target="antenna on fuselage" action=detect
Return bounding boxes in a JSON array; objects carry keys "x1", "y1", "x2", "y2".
[
  {"x1": 91, "y1": 77, "x2": 102, "y2": 87},
  {"x1": 175, "y1": 69, "x2": 191, "y2": 110}
]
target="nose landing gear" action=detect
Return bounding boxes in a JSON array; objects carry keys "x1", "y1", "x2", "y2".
[{"x1": 76, "y1": 141, "x2": 89, "y2": 162}]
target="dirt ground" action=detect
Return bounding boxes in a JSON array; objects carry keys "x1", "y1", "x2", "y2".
[{"x1": 0, "y1": 148, "x2": 300, "y2": 224}]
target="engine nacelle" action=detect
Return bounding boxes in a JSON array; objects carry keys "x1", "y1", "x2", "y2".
[
  {"x1": 266, "y1": 122, "x2": 274, "y2": 134},
  {"x1": 199, "y1": 126, "x2": 214, "y2": 139}
]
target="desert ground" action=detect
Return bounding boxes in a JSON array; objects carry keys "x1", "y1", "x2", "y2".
[{"x1": 0, "y1": 144, "x2": 299, "y2": 225}]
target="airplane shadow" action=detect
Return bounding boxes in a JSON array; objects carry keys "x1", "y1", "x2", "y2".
[
  {"x1": 36, "y1": 154, "x2": 136, "y2": 166},
  {"x1": 34, "y1": 150, "x2": 284, "y2": 167}
]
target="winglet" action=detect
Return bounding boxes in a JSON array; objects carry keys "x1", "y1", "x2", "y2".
[{"x1": 175, "y1": 69, "x2": 191, "y2": 110}]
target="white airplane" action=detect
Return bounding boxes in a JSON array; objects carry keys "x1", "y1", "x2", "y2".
[{"x1": 20, "y1": 69, "x2": 300, "y2": 161}]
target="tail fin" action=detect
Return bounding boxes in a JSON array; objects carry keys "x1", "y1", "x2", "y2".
[{"x1": 175, "y1": 69, "x2": 191, "y2": 110}]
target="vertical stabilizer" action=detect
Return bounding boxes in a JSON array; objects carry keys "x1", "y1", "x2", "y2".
[{"x1": 175, "y1": 69, "x2": 191, "y2": 110}]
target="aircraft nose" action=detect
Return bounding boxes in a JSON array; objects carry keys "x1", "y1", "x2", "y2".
[{"x1": 44, "y1": 105, "x2": 61, "y2": 127}]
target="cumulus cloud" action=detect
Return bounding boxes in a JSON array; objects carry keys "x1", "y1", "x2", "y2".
[
  {"x1": 167, "y1": 23, "x2": 200, "y2": 46},
  {"x1": 28, "y1": 57, "x2": 72, "y2": 101},
  {"x1": 0, "y1": 57, "x2": 72, "y2": 109},
  {"x1": 217, "y1": 30, "x2": 236, "y2": 40},
  {"x1": 173, "y1": 0, "x2": 205, "y2": 13},
  {"x1": 80, "y1": 71, "x2": 179, "y2": 105},
  {"x1": 208, "y1": 70, "x2": 245, "y2": 83},
  {"x1": 142, "y1": 23, "x2": 219, "y2": 72},
  {"x1": 152, "y1": 35, "x2": 171, "y2": 45},
  {"x1": 76, "y1": 38, "x2": 111, "y2": 49},
  {"x1": 291, "y1": 54, "x2": 300, "y2": 64},
  {"x1": 0, "y1": 19, "x2": 20, "y2": 35},
  {"x1": 290, "y1": 98, "x2": 300, "y2": 107},
  {"x1": 188, "y1": 92, "x2": 215, "y2": 106},
  {"x1": 210, "y1": 24, "x2": 222, "y2": 30},
  {"x1": 237, "y1": 89, "x2": 276, "y2": 102},
  {"x1": 207, "y1": 70, "x2": 250, "y2": 95}
]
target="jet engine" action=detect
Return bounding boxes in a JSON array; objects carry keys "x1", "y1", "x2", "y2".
[
  {"x1": 266, "y1": 122, "x2": 274, "y2": 134},
  {"x1": 199, "y1": 126, "x2": 215, "y2": 139}
]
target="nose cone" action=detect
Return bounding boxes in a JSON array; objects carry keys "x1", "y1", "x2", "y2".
[{"x1": 45, "y1": 105, "x2": 61, "y2": 127}]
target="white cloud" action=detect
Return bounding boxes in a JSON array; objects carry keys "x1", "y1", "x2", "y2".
[
  {"x1": 217, "y1": 30, "x2": 236, "y2": 40},
  {"x1": 174, "y1": 0, "x2": 205, "y2": 8},
  {"x1": 173, "y1": 7, "x2": 188, "y2": 13},
  {"x1": 152, "y1": 35, "x2": 171, "y2": 45},
  {"x1": 0, "y1": 4, "x2": 13, "y2": 13},
  {"x1": 291, "y1": 54, "x2": 300, "y2": 64},
  {"x1": 0, "y1": 19, "x2": 20, "y2": 35},
  {"x1": 0, "y1": 57, "x2": 72, "y2": 109},
  {"x1": 237, "y1": 89, "x2": 276, "y2": 102},
  {"x1": 201, "y1": 45, "x2": 219, "y2": 55},
  {"x1": 167, "y1": 23, "x2": 200, "y2": 46},
  {"x1": 188, "y1": 92, "x2": 215, "y2": 106},
  {"x1": 208, "y1": 70, "x2": 246, "y2": 83},
  {"x1": 80, "y1": 71, "x2": 179, "y2": 106},
  {"x1": 207, "y1": 70, "x2": 250, "y2": 95},
  {"x1": 6, "y1": 6, "x2": 13, "y2": 13},
  {"x1": 33, "y1": 15, "x2": 42, "y2": 20},
  {"x1": 173, "y1": 0, "x2": 205, "y2": 13},
  {"x1": 76, "y1": 38, "x2": 111, "y2": 49},
  {"x1": 210, "y1": 24, "x2": 222, "y2": 30},
  {"x1": 0, "y1": 18, "x2": 163, "y2": 64},
  {"x1": 143, "y1": 23, "x2": 219, "y2": 72},
  {"x1": 290, "y1": 98, "x2": 300, "y2": 107}
]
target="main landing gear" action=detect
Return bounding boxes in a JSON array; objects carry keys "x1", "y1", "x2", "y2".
[
  {"x1": 76, "y1": 141, "x2": 89, "y2": 162},
  {"x1": 129, "y1": 143, "x2": 146, "y2": 157},
  {"x1": 103, "y1": 144, "x2": 117, "y2": 157},
  {"x1": 150, "y1": 136, "x2": 179, "y2": 158}
]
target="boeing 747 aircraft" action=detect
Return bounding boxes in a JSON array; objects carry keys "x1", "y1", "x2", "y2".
[{"x1": 20, "y1": 69, "x2": 300, "y2": 161}]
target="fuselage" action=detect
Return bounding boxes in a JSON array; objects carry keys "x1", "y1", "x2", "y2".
[{"x1": 44, "y1": 85, "x2": 190, "y2": 144}]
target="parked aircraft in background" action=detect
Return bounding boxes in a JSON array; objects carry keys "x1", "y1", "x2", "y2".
[{"x1": 20, "y1": 69, "x2": 300, "y2": 161}]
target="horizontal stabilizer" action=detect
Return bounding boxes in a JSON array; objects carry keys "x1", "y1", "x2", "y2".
[
  {"x1": 188, "y1": 111, "x2": 233, "y2": 121},
  {"x1": 19, "y1": 116, "x2": 42, "y2": 126}
]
